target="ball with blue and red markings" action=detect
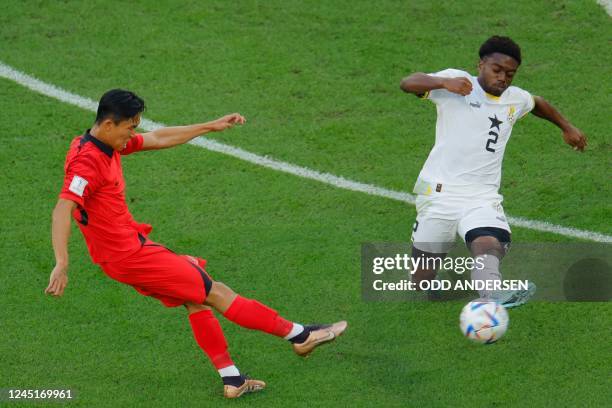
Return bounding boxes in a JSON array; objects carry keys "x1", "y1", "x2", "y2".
[{"x1": 460, "y1": 301, "x2": 509, "y2": 344}]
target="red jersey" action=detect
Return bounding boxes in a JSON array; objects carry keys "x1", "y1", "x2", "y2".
[{"x1": 59, "y1": 131, "x2": 151, "y2": 263}]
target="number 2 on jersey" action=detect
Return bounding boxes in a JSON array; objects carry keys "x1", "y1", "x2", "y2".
[{"x1": 486, "y1": 131, "x2": 498, "y2": 152}]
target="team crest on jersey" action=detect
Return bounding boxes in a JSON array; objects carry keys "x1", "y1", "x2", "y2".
[{"x1": 507, "y1": 106, "x2": 516, "y2": 123}]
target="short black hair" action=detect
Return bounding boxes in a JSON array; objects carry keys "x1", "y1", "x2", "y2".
[
  {"x1": 479, "y1": 36, "x2": 522, "y2": 65},
  {"x1": 95, "y1": 89, "x2": 145, "y2": 124}
]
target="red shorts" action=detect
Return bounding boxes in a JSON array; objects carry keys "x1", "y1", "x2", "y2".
[{"x1": 100, "y1": 239, "x2": 213, "y2": 308}]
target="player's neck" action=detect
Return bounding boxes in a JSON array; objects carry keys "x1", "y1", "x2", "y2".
[
  {"x1": 476, "y1": 76, "x2": 502, "y2": 98},
  {"x1": 89, "y1": 125, "x2": 112, "y2": 146}
]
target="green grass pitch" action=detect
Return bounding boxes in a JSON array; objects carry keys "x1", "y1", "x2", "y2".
[{"x1": 1, "y1": 1, "x2": 610, "y2": 407}]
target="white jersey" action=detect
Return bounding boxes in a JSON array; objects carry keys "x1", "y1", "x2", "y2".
[{"x1": 415, "y1": 68, "x2": 534, "y2": 196}]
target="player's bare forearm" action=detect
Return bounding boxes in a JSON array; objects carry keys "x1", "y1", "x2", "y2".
[
  {"x1": 400, "y1": 73, "x2": 445, "y2": 95},
  {"x1": 51, "y1": 199, "x2": 75, "y2": 266},
  {"x1": 531, "y1": 96, "x2": 571, "y2": 130},
  {"x1": 531, "y1": 96, "x2": 587, "y2": 151},
  {"x1": 46, "y1": 199, "x2": 76, "y2": 296},
  {"x1": 400, "y1": 73, "x2": 472, "y2": 96},
  {"x1": 141, "y1": 113, "x2": 246, "y2": 150},
  {"x1": 145, "y1": 123, "x2": 217, "y2": 148}
]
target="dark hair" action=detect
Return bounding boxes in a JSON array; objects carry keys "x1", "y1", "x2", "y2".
[
  {"x1": 479, "y1": 36, "x2": 522, "y2": 65},
  {"x1": 95, "y1": 89, "x2": 145, "y2": 124}
]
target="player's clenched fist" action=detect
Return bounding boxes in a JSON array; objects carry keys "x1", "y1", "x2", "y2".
[{"x1": 443, "y1": 77, "x2": 473, "y2": 96}]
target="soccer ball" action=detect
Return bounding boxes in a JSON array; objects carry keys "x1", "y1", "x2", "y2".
[{"x1": 459, "y1": 301, "x2": 509, "y2": 344}]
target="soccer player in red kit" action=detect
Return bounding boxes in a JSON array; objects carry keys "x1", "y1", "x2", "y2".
[{"x1": 45, "y1": 89, "x2": 347, "y2": 399}]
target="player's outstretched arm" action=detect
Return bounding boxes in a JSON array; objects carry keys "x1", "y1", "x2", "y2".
[
  {"x1": 140, "y1": 113, "x2": 246, "y2": 151},
  {"x1": 531, "y1": 96, "x2": 587, "y2": 151},
  {"x1": 45, "y1": 198, "x2": 76, "y2": 297},
  {"x1": 400, "y1": 73, "x2": 472, "y2": 96}
]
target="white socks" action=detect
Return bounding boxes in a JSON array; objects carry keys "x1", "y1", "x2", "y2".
[
  {"x1": 471, "y1": 254, "x2": 502, "y2": 299},
  {"x1": 283, "y1": 323, "x2": 304, "y2": 340},
  {"x1": 218, "y1": 365, "x2": 240, "y2": 378}
]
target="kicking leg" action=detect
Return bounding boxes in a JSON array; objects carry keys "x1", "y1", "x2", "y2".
[
  {"x1": 466, "y1": 227, "x2": 535, "y2": 307},
  {"x1": 467, "y1": 232, "x2": 506, "y2": 299},
  {"x1": 204, "y1": 281, "x2": 347, "y2": 357}
]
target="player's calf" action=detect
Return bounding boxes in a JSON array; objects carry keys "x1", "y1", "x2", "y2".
[
  {"x1": 410, "y1": 246, "x2": 446, "y2": 299},
  {"x1": 411, "y1": 267, "x2": 437, "y2": 288},
  {"x1": 467, "y1": 232, "x2": 506, "y2": 300}
]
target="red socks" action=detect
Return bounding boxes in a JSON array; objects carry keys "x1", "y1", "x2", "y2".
[
  {"x1": 189, "y1": 297, "x2": 293, "y2": 372},
  {"x1": 223, "y1": 295, "x2": 293, "y2": 338},
  {"x1": 188, "y1": 309, "x2": 234, "y2": 370}
]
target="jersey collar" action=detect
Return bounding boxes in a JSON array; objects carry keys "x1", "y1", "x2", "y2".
[
  {"x1": 484, "y1": 92, "x2": 501, "y2": 102},
  {"x1": 474, "y1": 77, "x2": 503, "y2": 103},
  {"x1": 82, "y1": 130, "x2": 114, "y2": 158}
]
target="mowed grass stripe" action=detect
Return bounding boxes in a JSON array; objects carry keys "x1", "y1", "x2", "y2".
[{"x1": 1, "y1": 61, "x2": 610, "y2": 243}]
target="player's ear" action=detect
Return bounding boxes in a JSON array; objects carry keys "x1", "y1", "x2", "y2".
[
  {"x1": 102, "y1": 118, "x2": 115, "y2": 131},
  {"x1": 477, "y1": 59, "x2": 488, "y2": 76}
]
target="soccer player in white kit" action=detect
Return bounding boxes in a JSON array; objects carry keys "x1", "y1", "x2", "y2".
[{"x1": 400, "y1": 36, "x2": 587, "y2": 307}]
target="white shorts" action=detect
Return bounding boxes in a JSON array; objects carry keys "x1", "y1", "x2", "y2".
[{"x1": 411, "y1": 193, "x2": 511, "y2": 254}]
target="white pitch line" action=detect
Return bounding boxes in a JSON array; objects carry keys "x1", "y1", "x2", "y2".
[
  {"x1": 597, "y1": 0, "x2": 612, "y2": 16},
  {"x1": 1, "y1": 61, "x2": 610, "y2": 243}
]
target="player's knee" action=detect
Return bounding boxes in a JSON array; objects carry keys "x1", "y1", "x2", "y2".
[
  {"x1": 209, "y1": 281, "x2": 232, "y2": 296},
  {"x1": 470, "y1": 236, "x2": 501, "y2": 257},
  {"x1": 184, "y1": 302, "x2": 212, "y2": 314},
  {"x1": 204, "y1": 281, "x2": 237, "y2": 312},
  {"x1": 465, "y1": 227, "x2": 510, "y2": 258}
]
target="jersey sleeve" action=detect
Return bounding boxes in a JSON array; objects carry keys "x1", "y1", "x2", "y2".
[
  {"x1": 516, "y1": 89, "x2": 535, "y2": 120},
  {"x1": 423, "y1": 68, "x2": 470, "y2": 105},
  {"x1": 120, "y1": 134, "x2": 144, "y2": 155},
  {"x1": 59, "y1": 155, "x2": 102, "y2": 207}
]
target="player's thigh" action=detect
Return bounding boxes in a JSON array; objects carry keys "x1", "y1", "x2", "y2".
[
  {"x1": 412, "y1": 194, "x2": 460, "y2": 252},
  {"x1": 103, "y1": 246, "x2": 214, "y2": 306},
  {"x1": 412, "y1": 215, "x2": 458, "y2": 254}
]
